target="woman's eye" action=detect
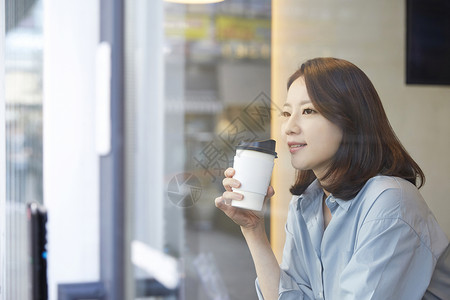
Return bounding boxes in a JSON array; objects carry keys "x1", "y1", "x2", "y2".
[
  {"x1": 302, "y1": 108, "x2": 315, "y2": 115},
  {"x1": 280, "y1": 111, "x2": 291, "y2": 117}
]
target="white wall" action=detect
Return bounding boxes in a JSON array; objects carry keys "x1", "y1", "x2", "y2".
[
  {"x1": 43, "y1": 1, "x2": 100, "y2": 299},
  {"x1": 272, "y1": 0, "x2": 450, "y2": 259}
]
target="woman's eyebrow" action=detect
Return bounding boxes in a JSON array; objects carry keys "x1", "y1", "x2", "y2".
[
  {"x1": 283, "y1": 100, "x2": 312, "y2": 108},
  {"x1": 299, "y1": 100, "x2": 312, "y2": 106}
]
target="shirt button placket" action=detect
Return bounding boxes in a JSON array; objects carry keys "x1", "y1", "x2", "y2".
[{"x1": 316, "y1": 261, "x2": 323, "y2": 299}]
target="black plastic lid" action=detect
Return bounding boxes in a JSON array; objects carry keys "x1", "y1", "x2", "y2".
[{"x1": 236, "y1": 139, "x2": 277, "y2": 158}]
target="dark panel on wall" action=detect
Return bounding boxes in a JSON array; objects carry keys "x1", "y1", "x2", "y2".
[{"x1": 406, "y1": 0, "x2": 450, "y2": 85}]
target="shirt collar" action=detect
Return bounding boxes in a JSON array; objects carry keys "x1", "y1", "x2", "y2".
[
  {"x1": 297, "y1": 180, "x2": 322, "y2": 213},
  {"x1": 298, "y1": 179, "x2": 353, "y2": 212},
  {"x1": 331, "y1": 196, "x2": 352, "y2": 212}
]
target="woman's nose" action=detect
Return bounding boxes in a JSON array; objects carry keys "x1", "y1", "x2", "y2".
[{"x1": 284, "y1": 115, "x2": 300, "y2": 135}]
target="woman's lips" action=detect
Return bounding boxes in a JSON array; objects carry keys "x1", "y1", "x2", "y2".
[{"x1": 288, "y1": 143, "x2": 307, "y2": 154}]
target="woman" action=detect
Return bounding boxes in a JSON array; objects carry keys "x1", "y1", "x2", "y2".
[{"x1": 215, "y1": 57, "x2": 450, "y2": 299}]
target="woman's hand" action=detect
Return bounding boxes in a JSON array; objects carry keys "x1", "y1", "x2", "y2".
[{"x1": 215, "y1": 167, "x2": 274, "y2": 230}]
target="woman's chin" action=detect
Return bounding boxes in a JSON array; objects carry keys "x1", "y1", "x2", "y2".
[{"x1": 291, "y1": 161, "x2": 309, "y2": 171}]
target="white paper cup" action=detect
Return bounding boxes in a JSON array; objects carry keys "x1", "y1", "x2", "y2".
[{"x1": 231, "y1": 140, "x2": 277, "y2": 211}]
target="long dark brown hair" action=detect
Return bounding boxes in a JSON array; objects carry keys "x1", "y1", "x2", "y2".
[{"x1": 288, "y1": 57, "x2": 425, "y2": 200}]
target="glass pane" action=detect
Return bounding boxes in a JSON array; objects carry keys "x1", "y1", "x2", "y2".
[
  {"x1": 4, "y1": 0, "x2": 43, "y2": 299},
  {"x1": 126, "y1": 0, "x2": 271, "y2": 299}
]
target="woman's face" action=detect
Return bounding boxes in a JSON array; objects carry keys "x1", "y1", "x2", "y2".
[{"x1": 281, "y1": 77, "x2": 343, "y2": 179}]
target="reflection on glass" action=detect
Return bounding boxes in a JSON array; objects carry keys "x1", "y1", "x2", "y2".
[
  {"x1": 170, "y1": 1, "x2": 271, "y2": 299},
  {"x1": 179, "y1": 9, "x2": 271, "y2": 300},
  {"x1": 126, "y1": 1, "x2": 271, "y2": 298},
  {"x1": 4, "y1": 0, "x2": 43, "y2": 299}
]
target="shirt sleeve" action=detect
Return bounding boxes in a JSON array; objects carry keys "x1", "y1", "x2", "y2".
[
  {"x1": 339, "y1": 188, "x2": 445, "y2": 300},
  {"x1": 255, "y1": 201, "x2": 315, "y2": 300},
  {"x1": 423, "y1": 243, "x2": 450, "y2": 299}
]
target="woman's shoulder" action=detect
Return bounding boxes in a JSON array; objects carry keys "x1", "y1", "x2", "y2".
[
  {"x1": 357, "y1": 175, "x2": 426, "y2": 221},
  {"x1": 360, "y1": 175, "x2": 420, "y2": 200},
  {"x1": 363, "y1": 175, "x2": 416, "y2": 193},
  {"x1": 357, "y1": 176, "x2": 448, "y2": 259}
]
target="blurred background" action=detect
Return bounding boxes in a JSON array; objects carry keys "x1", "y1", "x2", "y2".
[{"x1": 1, "y1": 0, "x2": 449, "y2": 299}]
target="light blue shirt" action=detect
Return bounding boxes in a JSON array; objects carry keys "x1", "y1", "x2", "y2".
[{"x1": 256, "y1": 176, "x2": 450, "y2": 299}]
